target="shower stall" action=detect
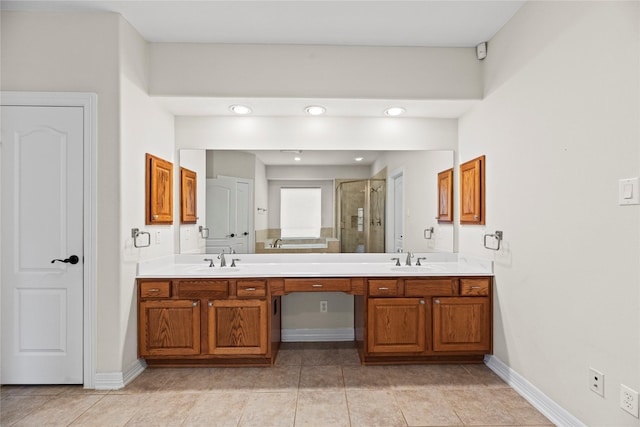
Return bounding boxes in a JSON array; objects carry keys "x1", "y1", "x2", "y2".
[{"x1": 336, "y1": 179, "x2": 386, "y2": 253}]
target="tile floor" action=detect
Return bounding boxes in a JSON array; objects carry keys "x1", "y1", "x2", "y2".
[{"x1": 1, "y1": 342, "x2": 553, "y2": 427}]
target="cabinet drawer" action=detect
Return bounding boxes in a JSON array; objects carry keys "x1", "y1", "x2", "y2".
[
  {"x1": 404, "y1": 279, "x2": 458, "y2": 297},
  {"x1": 368, "y1": 279, "x2": 400, "y2": 297},
  {"x1": 460, "y1": 278, "x2": 490, "y2": 296},
  {"x1": 284, "y1": 278, "x2": 351, "y2": 293},
  {"x1": 237, "y1": 280, "x2": 267, "y2": 297},
  {"x1": 177, "y1": 280, "x2": 229, "y2": 298},
  {"x1": 139, "y1": 281, "x2": 171, "y2": 298}
]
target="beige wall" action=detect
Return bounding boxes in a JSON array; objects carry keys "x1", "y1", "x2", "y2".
[
  {"x1": 1, "y1": 11, "x2": 124, "y2": 372},
  {"x1": 459, "y1": 2, "x2": 640, "y2": 425},
  {"x1": 149, "y1": 43, "x2": 482, "y2": 99}
]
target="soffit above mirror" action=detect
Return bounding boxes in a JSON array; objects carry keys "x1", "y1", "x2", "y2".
[{"x1": 156, "y1": 97, "x2": 478, "y2": 119}]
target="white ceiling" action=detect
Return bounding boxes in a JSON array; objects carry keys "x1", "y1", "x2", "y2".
[
  {"x1": 2, "y1": 1, "x2": 524, "y2": 47},
  {"x1": 2, "y1": 1, "x2": 524, "y2": 122}
]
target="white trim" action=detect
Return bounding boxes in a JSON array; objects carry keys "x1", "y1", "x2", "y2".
[
  {"x1": 94, "y1": 359, "x2": 146, "y2": 390},
  {"x1": 484, "y1": 355, "x2": 586, "y2": 427},
  {"x1": 281, "y1": 328, "x2": 354, "y2": 342},
  {"x1": 1, "y1": 92, "x2": 98, "y2": 389}
]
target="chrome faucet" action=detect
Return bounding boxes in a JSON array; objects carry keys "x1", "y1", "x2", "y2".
[
  {"x1": 218, "y1": 252, "x2": 227, "y2": 267},
  {"x1": 231, "y1": 258, "x2": 240, "y2": 268},
  {"x1": 405, "y1": 252, "x2": 414, "y2": 266},
  {"x1": 416, "y1": 257, "x2": 427, "y2": 266},
  {"x1": 203, "y1": 258, "x2": 214, "y2": 267},
  {"x1": 273, "y1": 238, "x2": 282, "y2": 248}
]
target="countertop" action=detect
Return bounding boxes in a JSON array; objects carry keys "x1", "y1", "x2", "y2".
[{"x1": 136, "y1": 253, "x2": 493, "y2": 278}]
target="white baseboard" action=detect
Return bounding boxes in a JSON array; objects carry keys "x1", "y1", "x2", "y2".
[
  {"x1": 94, "y1": 358, "x2": 146, "y2": 390},
  {"x1": 484, "y1": 355, "x2": 586, "y2": 427},
  {"x1": 281, "y1": 328, "x2": 354, "y2": 342}
]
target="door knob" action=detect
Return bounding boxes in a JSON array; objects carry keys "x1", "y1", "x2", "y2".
[
  {"x1": 51, "y1": 255, "x2": 79, "y2": 265},
  {"x1": 242, "y1": 232, "x2": 249, "y2": 236}
]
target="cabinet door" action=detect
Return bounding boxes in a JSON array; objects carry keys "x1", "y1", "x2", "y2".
[
  {"x1": 146, "y1": 153, "x2": 174, "y2": 225},
  {"x1": 139, "y1": 300, "x2": 200, "y2": 356},
  {"x1": 180, "y1": 167, "x2": 197, "y2": 224},
  {"x1": 437, "y1": 168, "x2": 453, "y2": 223},
  {"x1": 459, "y1": 155, "x2": 485, "y2": 224},
  {"x1": 432, "y1": 297, "x2": 490, "y2": 352},
  {"x1": 208, "y1": 299, "x2": 268, "y2": 355},
  {"x1": 367, "y1": 298, "x2": 426, "y2": 354}
]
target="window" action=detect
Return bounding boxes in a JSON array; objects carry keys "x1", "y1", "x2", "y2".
[{"x1": 280, "y1": 188, "x2": 321, "y2": 238}]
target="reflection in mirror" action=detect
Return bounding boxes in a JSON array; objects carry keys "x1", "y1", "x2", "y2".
[{"x1": 178, "y1": 149, "x2": 454, "y2": 254}]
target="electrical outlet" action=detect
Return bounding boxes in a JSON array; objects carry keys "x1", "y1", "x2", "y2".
[
  {"x1": 320, "y1": 300, "x2": 328, "y2": 313},
  {"x1": 620, "y1": 384, "x2": 639, "y2": 417},
  {"x1": 589, "y1": 368, "x2": 604, "y2": 397},
  {"x1": 155, "y1": 231, "x2": 161, "y2": 244}
]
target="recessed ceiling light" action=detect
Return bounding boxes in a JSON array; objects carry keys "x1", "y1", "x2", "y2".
[
  {"x1": 230, "y1": 104, "x2": 251, "y2": 115},
  {"x1": 294, "y1": 157, "x2": 301, "y2": 161},
  {"x1": 305, "y1": 105, "x2": 326, "y2": 116},
  {"x1": 354, "y1": 157, "x2": 364, "y2": 162},
  {"x1": 385, "y1": 107, "x2": 406, "y2": 117}
]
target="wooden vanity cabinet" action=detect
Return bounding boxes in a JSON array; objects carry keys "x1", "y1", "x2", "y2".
[
  {"x1": 138, "y1": 280, "x2": 202, "y2": 357},
  {"x1": 137, "y1": 278, "x2": 277, "y2": 367},
  {"x1": 138, "y1": 274, "x2": 492, "y2": 367},
  {"x1": 363, "y1": 276, "x2": 492, "y2": 364}
]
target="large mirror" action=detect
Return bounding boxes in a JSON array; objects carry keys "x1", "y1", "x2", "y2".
[{"x1": 178, "y1": 149, "x2": 454, "y2": 254}]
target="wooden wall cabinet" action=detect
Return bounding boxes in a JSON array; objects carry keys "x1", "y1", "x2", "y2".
[
  {"x1": 146, "y1": 153, "x2": 173, "y2": 225},
  {"x1": 459, "y1": 155, "x2": 485, "y2": 225},
  {"x1": 437, "y1": 168, "x2": 453, "y2": 223},
  {"x1": 180, "y1": 167, "x2": 197, "y2": 224}
]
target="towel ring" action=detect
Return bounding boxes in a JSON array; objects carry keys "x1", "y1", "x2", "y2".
[
  {"x1": 483, "y1": 230, "x2": 503, "y2": 251},
  {"x1": 131, "y1": 228, "x2": 151, "y2": 248}
]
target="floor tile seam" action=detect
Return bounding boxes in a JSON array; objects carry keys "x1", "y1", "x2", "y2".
[
  {"x1": 387, "y1": 382, "x2": 413, "y2": 427},
  {"x1": 0, "y1": 395, "x2": 53, "y2": 427},
  {"x1": 392, "y1": 388, "x2": 466, "y2": 427}
]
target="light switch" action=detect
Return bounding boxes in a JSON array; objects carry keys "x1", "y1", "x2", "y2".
[{"x1": 619, "y1": 177, "x2": 640, "y2": 205}]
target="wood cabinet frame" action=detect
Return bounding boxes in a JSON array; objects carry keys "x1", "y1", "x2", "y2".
[
  {"x1": 180, "y1": 167, "x2": 197, "y2": 224},
  {"x1": 437, "y1": 168, "x2": 453, "y2": 223},
  {"x1": 459, "y1": 155, "x2": 485, "y2": 225},
  {"x1": 146, "y1": 153, "x2": 174, "y2": 225}
]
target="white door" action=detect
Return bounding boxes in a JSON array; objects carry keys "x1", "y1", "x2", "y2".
[
  {"x1": 1, "y1": 106, "x2": 84, "y2": 384},
  {"x1": 206, "y1": 176, "x2": 252, "y2": 254},
  {"x1": 393, "y1": 173, "x2": 404, "y2": 253}
]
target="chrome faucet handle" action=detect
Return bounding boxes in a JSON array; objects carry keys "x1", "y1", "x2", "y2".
[
  {"x1": 217, "y1": 252, "x2": 226, "y2": 267},
  {"x1": 405, "y1": 252, "x2": 414, "y2": 266},
  {"x1": 231, "y1": 258, "x2": 241, "y2": 268},
  {"x1": 391, "y1": 257, "x2": 401, "y2": 266},
  {"x1": 203, "y1": 258, "x2": 214, "y2": 267},
  {"x1": 416, "y1": 257, "x2": 427, "y2": 266}
]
